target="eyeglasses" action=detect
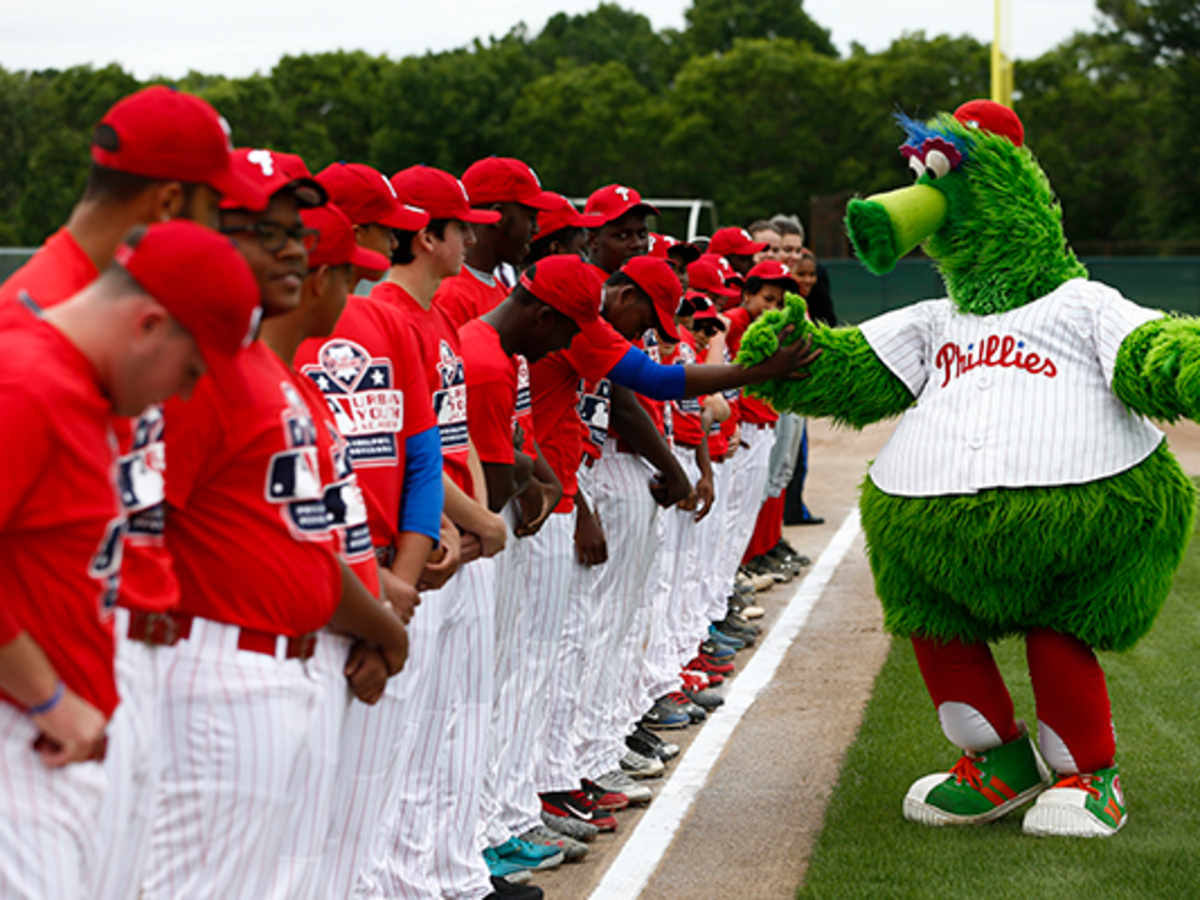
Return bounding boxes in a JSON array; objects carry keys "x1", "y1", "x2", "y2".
[{"x1": 219, "y1": 221, "x2": 319, "y2": 254}]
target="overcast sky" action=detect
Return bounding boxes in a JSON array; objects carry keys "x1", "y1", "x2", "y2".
[{"x1": 1, "y1": 0, "x2": 1105, "y2": 79}]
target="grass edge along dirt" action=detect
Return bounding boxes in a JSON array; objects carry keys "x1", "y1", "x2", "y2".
[{"x1": 797, "y1": 484, "x2": 1200, "y2": 900}]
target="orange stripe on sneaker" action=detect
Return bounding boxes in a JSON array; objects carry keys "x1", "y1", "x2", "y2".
[
  {"x1": 980, "y1": 785, "x2": 1005, "y2": 806},
  {"x1": 989, "y1": 777, "x2": 1017, "y2": 801},
  {"x1": 1105, "y1": 798, "x2": 1122, "y2": 824}
]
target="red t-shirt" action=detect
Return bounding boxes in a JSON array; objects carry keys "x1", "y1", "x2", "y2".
[
  {"x1": 0, "y1": 227, "x2": 98, "y2": 308},
  {"x1": 2, "y1": 228, "x2": 178, "y2": 613},
  {"x1": 531, "y1": 319, "x2": 630, "y2": 511},
  {"x1": 723, "y1": 306, "x2": 778, "y2": 425},
  {"x1": 294, "y1": 294, "x2": 436, "y2": 550},
  {"x1": 294, "y1": 374, "x2": 380, "y2": 597},
  {"x1": 369, "y1": 282, "x2": 474, "y2": 496},
  {"x1": 433, "y1": 266, "x2": 509, "y2": 330},
  {"x1": 163, "y1": 342, "x2": 342, "y2": 635},
  {"x1": 0, "y1": 306, "x2": 120, "y2": 717},
  {"x1": 458, "y1": 318, "x2": 519, "y2": 466}
]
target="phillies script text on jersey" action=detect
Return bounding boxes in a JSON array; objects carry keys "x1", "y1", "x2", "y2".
[{"x1": 935, "y1": 335, "x2": 1058, "y2": 388}]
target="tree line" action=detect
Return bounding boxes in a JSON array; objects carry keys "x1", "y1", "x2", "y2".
[{"x1": 2, "y1": 0, "x2": 1196, "y2": 252}]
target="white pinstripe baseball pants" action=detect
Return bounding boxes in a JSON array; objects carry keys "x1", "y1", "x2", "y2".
[
  {"x1": 0, "y1": 703, "x2": 107, "y2": 900},
  {"x1": 700, "y1": 455, "x2": 735, "y2": 623},
  {"x1": 143, "y1": 618, "x2": 327, "y2": 900},
  {"x1": 574, "y1": 446, "x2": 661, "y2": 780},
  {"x1": 533, "y1": 510, "x2": 593, "y2": 796},
  {"x1": 89, "y1": 613, "x2": 169, "y2": 900},
  {"x1": 481, "y1": 508, "x2": 581, "y2": 843},
  {"x1": 713, "y1": 424, "x2": 774, "y2": 607},
  {"x1": 357, "y1": 558, "x2": 495, "y2": 900}
]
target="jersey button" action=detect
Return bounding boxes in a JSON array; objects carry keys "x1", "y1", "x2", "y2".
[
  {"x1": 967, "y1": 435, "x2": 985, "y2": 450},
  {"x1": 977, "y1": 375, "x2": 991, "y2": 390}
]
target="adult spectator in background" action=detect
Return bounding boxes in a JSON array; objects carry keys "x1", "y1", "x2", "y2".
[
  {"x1": 747, "y1": 219, "x2": 781, "y2": 263},
  {"x1": 771, "y1": 214, "x2": 836, "y2": 326}
]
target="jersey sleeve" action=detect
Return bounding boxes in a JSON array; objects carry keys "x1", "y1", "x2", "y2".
[
  {"x1": 859, "y1": 300, "x2": 938, "y2": 398},
  {"x1": 1090, "y1": 283, "x2": 1164, "y2": 388},
  {"x1": 563, "y1": 319, "x2": 631, "y2": 382}
]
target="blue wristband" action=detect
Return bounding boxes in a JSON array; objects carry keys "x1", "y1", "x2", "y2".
[{"x1": 27, "y1": 681, "x2": 64, "y2": 716}]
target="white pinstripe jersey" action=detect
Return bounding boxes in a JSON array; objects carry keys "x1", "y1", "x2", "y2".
[{"x1": 859, "y1": 278, "x2": 1164, "y2": 496}]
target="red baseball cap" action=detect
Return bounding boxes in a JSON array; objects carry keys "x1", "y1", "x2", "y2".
[
  {"x1": 389, "y1": 165, "x2": 501, "y2": 224},
  {"x1": 649, "y1": 233, "x2": 701, "y2": 264},
  {"x1": 620, "y1": 256, "x2": 681, "y2": 342},
  {"x1": 691, "y1": 305, "x2": 726, "y2": 331},
  {"x1": 687, "y1": 257, "x2": 739, "y2": 298},
  {"x1": 519, "y1": 254, "x2": 609, "y2": 333},
  {"x1": 531, "y1": 193, "x2": 605, "y2": 241},
  {"x1": 316, "y1": 162, "x2": 430, "y2": 230},
  {"x1": 585, "y1": 184, "x2": 660, "y2": 224},
  {"x1": 91, "y1": 86, "x2": 267, "y2": 210},
  {"x1": 462, "y1": 157, "x2": 560, "y2": 211},
  {"x1": 113, "y1": 220, "x2": 261, "y2": 362},
  {"x1": 302, "y1": 203, "x2": 389, "y2": 272},
  {"x1": 218, "y1": 148, "x2": 327, "y2": 211},
  {"x1": 953, "y1": 99, "x2": 1024, "y2": 147},
  {"x1": 746, "y1": 259, "x2": 801, "y2": 291},
  {"x1": 704, "y1": 253, "x2": 744, "y2": 287},
  {"x1": 709, "y1": 226, "x2": 767, "y2": 258}
]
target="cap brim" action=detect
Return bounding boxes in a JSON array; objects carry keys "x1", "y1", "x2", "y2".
[
  {"x1": 655, "y1": 308, "x2": 680, "y2": 342},
  {"x1": 208, "y1": 163, "x2": 272, "y2": 212},
  {"x1": 714, "y1": 284, "x2": 740, "y2": 298},
  {"x1": 377, "y1": 202, "x2": 430, "y2": 230},
  {"x1": 574, "y1": 212, "x2": 607, "y2": 228},
  {"x1": 461, "y1": 208, "x2": 503, "y2": 224},
  {"x1": 351, "y1": 245, "x2": 390, "y2": 272},
  {"x1": 523, "y1": 189, "x2": 568, "y2": 212}
]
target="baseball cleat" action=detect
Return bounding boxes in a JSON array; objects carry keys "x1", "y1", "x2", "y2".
[
  {"x1": 619, "y1": 748, "x2": 665, "y2": 779},
  {"x1": 540, "y1": 810, "x2": 598, "y2": 842},
  {"x1": 904, "y1": 725, "x2": 1051, "y2": 826},
  {"x1": 581, "y1": 778, "x2": 629, "y2": 811},
  {"x1": 518, "y1": 825, "x2": 588, "y2": 862},
  {"x1": 594, "y1": 769, "x2": 653, "y2": 805},
  {"x1": 491, "y1": 836, "x2": 564, "y2": 871},
  {"x1": 1022, "y1": 765, "x2": 1127, "y2": 837}
]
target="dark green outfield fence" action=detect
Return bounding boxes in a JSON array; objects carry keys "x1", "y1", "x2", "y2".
[
  {"x1": 4, "y1": 249, "x2": 1198, "y2": 322},
  {"x1": 825, "y1": 256, "x2": 1200, "y2": 324}
]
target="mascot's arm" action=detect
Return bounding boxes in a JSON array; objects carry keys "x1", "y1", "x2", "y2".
[
  {"x1": 735, "y1": 293, "x2": 913, "y2": 428},
  {"x1": 1112, "y1": 316, "x2": 1200, "y2": 422}
]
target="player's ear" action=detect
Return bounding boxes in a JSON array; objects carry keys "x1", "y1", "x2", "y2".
[
  {"x1": 133, "y1": 297, "x2": 171, "y2": 338},
  {"x1": 153, "y1": 181, "x2": 187, "y2": 222}
]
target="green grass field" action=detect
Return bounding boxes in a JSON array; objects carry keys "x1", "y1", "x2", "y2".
[{"x1": 797, "y1": 498, "x2": 1200, "y2": 899}]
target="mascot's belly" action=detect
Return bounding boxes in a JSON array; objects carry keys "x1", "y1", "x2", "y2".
[{"x1": 860, "y1": 441, "x2": 1195, "y2": 651}]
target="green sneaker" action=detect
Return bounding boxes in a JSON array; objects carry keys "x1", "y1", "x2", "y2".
[
  {"x1": 1023, "y1": 765, "x2": 1127, "y2": 837},
  {"x1": 904, "y1": 725, "x2": 1051, "y2": 826}
]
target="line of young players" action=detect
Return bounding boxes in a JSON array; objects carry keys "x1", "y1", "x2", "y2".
[{"x1": 0, "y1": 85, "x2": 819, "y2": 900}]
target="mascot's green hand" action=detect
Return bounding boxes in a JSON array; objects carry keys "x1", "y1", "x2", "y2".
[
  {"x1": 735, "y1": 293, "x2": 913, "y2": 426},
  {"x1": 1113, "y1": 316, "x2": 1200, "y2": 422}
]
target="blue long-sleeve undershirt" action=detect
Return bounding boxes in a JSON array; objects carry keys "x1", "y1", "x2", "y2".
[
  {"x1": 606, "y1": 347, "x2": 687, "y2": 400},
  {"x1": 399, "y1": 426, "x2": 443, "y2": 542}
]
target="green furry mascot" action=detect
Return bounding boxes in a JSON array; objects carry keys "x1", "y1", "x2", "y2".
[{"x1": 737, "y1": 99, "x2": 1199, "y2": 837}]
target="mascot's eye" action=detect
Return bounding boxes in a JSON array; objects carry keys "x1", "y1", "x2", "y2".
[
  {"x1": 924, "y1": 149, "x2": 952, "y2": 179},
  {"x1": 908, "y1": 155, "x2": 927, "y2": 179}
]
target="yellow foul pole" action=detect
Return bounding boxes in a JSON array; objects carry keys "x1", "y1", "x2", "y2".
[{"x1": 992, "y1": 0, "x2": 1013, "y2": 105}]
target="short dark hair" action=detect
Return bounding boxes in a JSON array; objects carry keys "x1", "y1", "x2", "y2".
[
  {"x1": 605, "y1": 270, "x2": 653, "y2": 306},
  {"x1": 390, "y1": 218, "x2": 453, "y2": 265},
  {"x1": 83, "y1": 162, "x2": 162, "y2": 203},
  {"x1": 742, "y1": 274, "x2": 793, "y2": 295}
]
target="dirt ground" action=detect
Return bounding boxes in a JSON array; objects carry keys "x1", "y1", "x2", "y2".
[{"x1": 532, "y1": 420, "x2": 1200, "y2": 899}]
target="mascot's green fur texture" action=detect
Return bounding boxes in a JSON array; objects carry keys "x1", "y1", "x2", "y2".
[{"x1": 736, "y1": 109, "x2": 1199, "y2": 653}]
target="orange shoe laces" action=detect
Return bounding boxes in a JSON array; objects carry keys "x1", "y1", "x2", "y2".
[
  {"x1": 949, "y1": 754, "x2": 984, "y2": 790},
  {"x1": 1053, "y1": 773, "x2": 1101, "y2": 798}
]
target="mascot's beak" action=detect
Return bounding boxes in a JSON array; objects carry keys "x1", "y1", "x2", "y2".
[{"x1": 846, "y1": 184, "x2": 947, "y2": 275}]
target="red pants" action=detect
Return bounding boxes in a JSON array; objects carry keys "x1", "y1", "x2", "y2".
[{"x1": 742, "y1": 492, "x2": 785, "y2": 563}]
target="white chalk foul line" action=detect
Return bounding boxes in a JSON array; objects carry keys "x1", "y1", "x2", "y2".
[{"x1": 588, "y1": 508, "x2": 863, "y2": 900}]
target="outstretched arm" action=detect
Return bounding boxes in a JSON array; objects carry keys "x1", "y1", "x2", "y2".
[
  {"x1": 736, "y1": 294, "x2": 913, "y2": 428},
  {"x1": 1112, "y1": 316, "x2": 1200, "y2": 421}
]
